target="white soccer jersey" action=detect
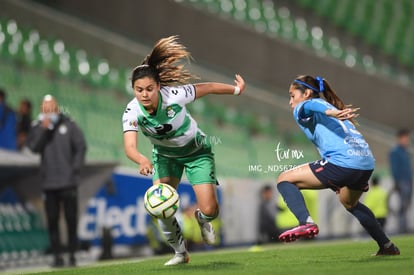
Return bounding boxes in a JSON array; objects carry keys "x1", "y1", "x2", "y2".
[{"x1": 122, "y1": 84, "x2": 203, "y2": 151}]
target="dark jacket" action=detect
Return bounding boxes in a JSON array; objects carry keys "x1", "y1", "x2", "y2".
[
  {"x1": 389, "y1": 145, "x2": 412, "y2": 183},
  {"x1": 26, "y1": 114, "x2": 87, "y2": 190}
]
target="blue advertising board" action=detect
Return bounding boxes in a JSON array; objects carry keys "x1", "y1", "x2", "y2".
[{"x1": 78, "y1": 172, "x2": 220, "y2": 246}]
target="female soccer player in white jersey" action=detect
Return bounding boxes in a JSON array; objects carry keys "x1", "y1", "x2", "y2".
[
  {"x1": 276, "y1": 75, "x2": 400, "y2": 256},
  {"x1": 122, "y1": 36, "x2": 245, "y2": 265}
]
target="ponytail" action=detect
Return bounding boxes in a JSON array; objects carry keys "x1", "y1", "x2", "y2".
[
  {"x1": 320, "y1": 79, "x2": 346, "y2": 111},
  {"x1": 131, "y1": 36, "x2": 198, "y2": 87}
]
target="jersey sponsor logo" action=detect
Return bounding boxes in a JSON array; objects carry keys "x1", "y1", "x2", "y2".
[
  {"x1": 139, "y1": 116, "x2": 174, "y2": 137},
  {"x1": 154, "y1": 124, "x2": 173, "y2": 135},
  {"x1": 171, "y1": 89, "x2": 179, "y2": 95},
  {"x1": 347, "y1": 149, "x2": 373, "y2": 157},
  {"x1": 141, "y1": 123, "x2": 174, "y2": 137},
  {"x1": 343, "y1": 136, "x2": 369, "y2": 148}
]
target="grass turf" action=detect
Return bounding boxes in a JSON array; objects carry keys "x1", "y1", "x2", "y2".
[{"x1": 14, "y1": 235, "x2": 414, "y2": 275}]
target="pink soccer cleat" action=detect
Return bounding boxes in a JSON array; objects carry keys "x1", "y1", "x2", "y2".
[{"x1": 279, "y1": 223, "x2": 319, "y2": 242}]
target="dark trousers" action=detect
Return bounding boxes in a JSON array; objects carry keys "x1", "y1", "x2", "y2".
[
  {"x1": 44, "y1": 186, "x2": 78, "y2": 259},
  {"x1": 396, "y1": 180, "x2": 413, "y2": 233}
]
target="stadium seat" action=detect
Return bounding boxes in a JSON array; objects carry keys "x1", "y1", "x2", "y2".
[
  {"x1": 294, "y1": 0, "x2": 414, "y2": 72},
  {"x1": 179, "y1": 0, "x2": 414, "y2": 85}
]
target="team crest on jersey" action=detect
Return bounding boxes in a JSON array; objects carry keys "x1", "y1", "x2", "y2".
[{"x1": 166, "y1": 106, "x2": 176, "y2": 118}]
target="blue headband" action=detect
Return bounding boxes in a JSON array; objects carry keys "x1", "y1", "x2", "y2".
[
  {"x1": 315, "y1": 76, "x2": 325, "y2": 92},
  {"x1": 294, "y1": 76, "x2": 325, "y2": 93}
]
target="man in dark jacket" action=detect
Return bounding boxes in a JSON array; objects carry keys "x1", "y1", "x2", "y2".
[
  {"x1": 389, "y1": 129, "x2": 412, "y2": 234},
  {"x1": 257, "y1": 185, "x2": 278, "y2": 244},
  {"x1": 26, "y1": 94, "x2": 87, "y2": 267}
]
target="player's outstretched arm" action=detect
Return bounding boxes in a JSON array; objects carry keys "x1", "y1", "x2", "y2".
[
  {"x1": 194, "y1": 74, "x2": 245, "y2": 99},
  {"x1": 123, "y1": 131, "x2": 153, "y2": 176}
]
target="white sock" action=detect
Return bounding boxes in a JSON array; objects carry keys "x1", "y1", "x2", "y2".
[
  {"x1": 306, "y1": 216, "x2": 314, "y2": 224},
  {"x1": 196, "y1": 210, "x2": 216, "y2": 223},
  {"x1": 158, "y1": 216, "x2": 186, "y2": 253}
]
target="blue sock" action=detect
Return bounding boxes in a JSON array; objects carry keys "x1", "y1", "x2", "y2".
[
  {"x1": 347, "y1": 202, "x2": 390, "y2": 247},
  {"x1": 277, "y1": 181, "x2": 311, "y2": 225}
]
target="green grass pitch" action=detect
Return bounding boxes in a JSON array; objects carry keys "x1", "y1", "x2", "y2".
[{"x1": 14, "y1": 235, "x2": 414, "y2": 275}]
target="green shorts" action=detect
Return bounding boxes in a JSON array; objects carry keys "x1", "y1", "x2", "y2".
[{"x1": 152, "y1": 143, "x2": 217, "y2": 185}]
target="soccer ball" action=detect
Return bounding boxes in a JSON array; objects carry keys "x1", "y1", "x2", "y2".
[{"x1": 144, "y1": 183, "x2": 180, "y2": 219}]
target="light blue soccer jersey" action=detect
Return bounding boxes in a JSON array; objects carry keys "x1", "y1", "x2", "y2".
[{"x1": 293, "y1": 98, "x2": 375, "y2": 170}]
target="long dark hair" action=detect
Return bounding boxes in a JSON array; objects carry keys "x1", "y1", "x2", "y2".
[
  {"x1": 131, "y1": 36, "x2": 198, "y2": 87},
  {"x1": 292, "y1": 75, "x2": 357, "y2": 124}
]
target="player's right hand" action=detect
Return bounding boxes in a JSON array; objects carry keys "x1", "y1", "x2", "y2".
[
  {"x1": 139, "y1": 159, "x2": 153, "y2": 176},
  {"x1": 41, "y1": 116, "x2": 51, "y2": 128}
]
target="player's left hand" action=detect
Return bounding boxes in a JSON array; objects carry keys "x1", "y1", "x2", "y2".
[{"x1": 234, "y1": 74, "x2": 246, "y2": 95}]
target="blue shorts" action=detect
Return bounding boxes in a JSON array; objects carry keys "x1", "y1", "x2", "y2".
[{"x1": 309, "y1": 160, "x2": 373, "y2": 192}]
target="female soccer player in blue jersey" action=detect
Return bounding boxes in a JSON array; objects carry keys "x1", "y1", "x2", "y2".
[
  {"x1": 276, "y1": 75, "x2": 400, "y2": 256},
  {"x1": 122, "y1": 36, "x2": 245, "y2": 265}
]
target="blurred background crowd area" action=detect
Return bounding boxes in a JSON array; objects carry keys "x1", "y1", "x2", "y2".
[{"x1": 1, "y1": 0, "x2": 413, "y2": 177}]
